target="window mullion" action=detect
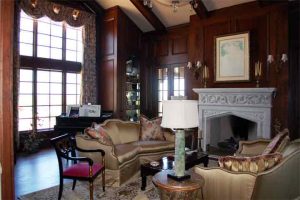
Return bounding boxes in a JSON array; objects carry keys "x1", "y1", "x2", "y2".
[
  {"x1": 168, "y1": 65, "x2": 173, "y2": 99},
  {"x1": 33, "y1": 19, "x2": 38, "y2": 58},
  {"x1": 62, "y1": 71, "x2": 67, "y2": 113},
  {"x1": 32, "y1": 69, "x2": 38, "y2": 130},
  {"x1": 62, "y1": 23, "x2": 66, "y2": 60}
]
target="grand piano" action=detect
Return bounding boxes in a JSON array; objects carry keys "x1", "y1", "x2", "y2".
[{"x1": 54, "y1": 111, "x2": 113, "y2": 135}]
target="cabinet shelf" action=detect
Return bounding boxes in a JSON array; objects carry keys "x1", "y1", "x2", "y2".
[{"x1": 125, "y1": 56, "x2": 140, "y2": 122}]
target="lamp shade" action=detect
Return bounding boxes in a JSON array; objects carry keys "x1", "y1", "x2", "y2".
[{"x1": 161, "y1": 100, "x2": 199, "y2": 129}]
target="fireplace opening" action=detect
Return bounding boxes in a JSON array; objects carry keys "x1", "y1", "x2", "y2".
[{"x1": 207, "y1": 115, "x2": 257, "y2": 154}]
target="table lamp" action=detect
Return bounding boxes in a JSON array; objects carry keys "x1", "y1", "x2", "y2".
[{"x1": 161, "y1": 100, "x2": 199, "y2": 181}]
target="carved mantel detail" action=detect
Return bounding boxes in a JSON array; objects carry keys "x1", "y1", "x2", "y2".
[
  {"x1": 193, "y1": 88, "x2": 276, "y2": 151},
  {"x1": 199, "y1": 94, "x2": 272, "y2": 107}
]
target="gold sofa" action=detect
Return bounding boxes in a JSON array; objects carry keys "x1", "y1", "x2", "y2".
[
  {"x1": 76, "y1": 119, "x2": 175, "y2": 186},
  {"x1": 194, "y1": 138, "x2": 300, "y2": 200}
]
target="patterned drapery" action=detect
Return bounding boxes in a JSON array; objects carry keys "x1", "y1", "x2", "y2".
[
  {"x1": 13, "y1": 4, "x2": 21, "y2": 150},
  {"x1": 81, "y1": 17, "x2": 97, "y2": 104},
  {"x1": 14, "y1": 0, "x2": 97, "y2": 149}
]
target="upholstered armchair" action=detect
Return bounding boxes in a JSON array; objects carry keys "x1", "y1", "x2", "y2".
[{"x1": 194, "y1": 138, "x2": 300, "y2": 200}]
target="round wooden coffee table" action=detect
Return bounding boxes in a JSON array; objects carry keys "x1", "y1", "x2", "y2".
[{"x1": 152, "y1": 170, "x2": 204, "y2": 200}]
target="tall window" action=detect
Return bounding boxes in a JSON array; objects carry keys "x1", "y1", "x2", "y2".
[
  {"x1": 157, "y1": 65, "x2": 185, "y2": 116},
  {"x1": 18, "y1": 11, "x2": 83, "y2": 131},
  {"x1": 158, "y1": 68, "x2": 168, "y2": 116},
  {"x1": 173, "y1": 67, "x2": 185, "y2": 96}
]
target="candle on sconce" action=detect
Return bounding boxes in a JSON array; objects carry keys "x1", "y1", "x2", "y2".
[
  {"x1": 206, "y1": 66, "x2": 209, "y2": 78},
  {"x1": 255, "y1": 62, "x2": 257, "y2": 77},
  {"x1": 259, "y1": 62, "x2": 262, "y2": 76},
  {"x1": 255, "y1": 61, "x2": 262, "y2": 77},
  {"x1": 203, "y1": 65, "x2": 209, "y2": 79}
]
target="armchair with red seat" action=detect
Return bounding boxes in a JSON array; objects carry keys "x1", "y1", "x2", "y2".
[{"x1": 50, "y1": 133, "x2": 105, "y2": 200}]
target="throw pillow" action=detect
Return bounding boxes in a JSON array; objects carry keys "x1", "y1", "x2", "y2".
[
  {"x1": 140, "y1": 115, "x2": 165, "y2": 141},
  {"x1": 218, "y1": 153, "x2": 282, "y2": 173},
  {"x1": 85, "y1": 123, "x2": 113, "y2": 146},
  {"x1": 262, "y1": 128, "x2": 290, "y2": 155}
]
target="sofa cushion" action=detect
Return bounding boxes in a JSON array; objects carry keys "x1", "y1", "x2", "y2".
[
  {"x1": 84, "y1": 126, "x2": 113, "y2": 146},
  {"x1": 140, "y1": 115, "x2": 165, "y2": 141},
  {"x1": 218, "y1": 153, "x2": 283, "y2": 173},
  {"x1": 114, "y1": 143, "x2": 139, "y2": 164},
  {"x1": 116, "y1": 122, "x2": 140, "y2": 144},
  {"x1": 133, "y1": 140, "x2": 175, "y2": 154},
  {"x1": 102, "y1": 121, "x2": 122, "y2": 145},
  {"x1": 262, "y1": 129, "x2": 289, "y2": 155}
]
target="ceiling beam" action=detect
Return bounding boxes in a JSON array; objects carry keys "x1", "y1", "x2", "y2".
[
  {"x1": 130, "y1": 0, "x2": 166, "y2": 32},
  {"x1": 81, "y1": 0, "x2": 104, "y2": 15},
  {"x1": 190, "y1": 0, "x2": 208, "y2": 19}
]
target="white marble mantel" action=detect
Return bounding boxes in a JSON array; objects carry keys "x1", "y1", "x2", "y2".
[{"x1": 193, "y1": 88, "x2": 276, "y2": 151}]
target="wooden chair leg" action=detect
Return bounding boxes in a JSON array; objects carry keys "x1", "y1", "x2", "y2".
[
  {"x1": 58, "y1": 178, "x2": 63, "y2": 200},
  {"x1": 102, "y1": 171, "x2": 105, "y2": 191},
  {"x1": 89, "y1": 181, "x2": 94, "y2": 200},
  {"x1": 72, "y1": 179, "x2": 77, "y2": 190}
]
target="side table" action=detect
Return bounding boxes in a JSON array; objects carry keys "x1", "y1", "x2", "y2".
[{"x1": 152, "y1": 170, "x2": 205, "y2": 200}]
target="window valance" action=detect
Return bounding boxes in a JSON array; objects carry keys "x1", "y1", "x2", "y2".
[{"x1": 20, "y1": 0, "x2": 94, "y2": 27}]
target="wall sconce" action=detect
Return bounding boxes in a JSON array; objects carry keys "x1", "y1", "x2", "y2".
[
  {"x1": 267, "y1": 53, "x2": 288, "y2": 73},
  {"x1": 187, "y1": 61, "x2": 202, "y2": 79}
]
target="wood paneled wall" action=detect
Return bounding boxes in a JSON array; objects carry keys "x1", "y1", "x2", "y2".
[
  {"x1": 288, "y1": 2, "x2": 300, "y2": 139},
  {"x1": 0, "y1": 0, "x2": 15, "y2": 199},
  {"x1": 98, "y1": 6, "x2": 142, "y2": 118},
  {"x1": 141, "y1": 25, "x2": 189, "y2": 117},
  {"x1": 189, "y1": 2, "x2": 289, "y2": 135},
  {"x1": 142, "y1": 2, "x2": 292, "y2": 136}
]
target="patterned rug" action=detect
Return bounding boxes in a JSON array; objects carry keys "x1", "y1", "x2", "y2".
[{"x1": 18, "y1": 176, "x2": 159, "y2": 200}]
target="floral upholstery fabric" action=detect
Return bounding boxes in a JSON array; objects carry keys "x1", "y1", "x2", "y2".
[
  {"x1": 140, "y1": 115, "x2": 165, "y2": 141},
  {"x1": 218, "y1": 153, "x2": 283, "y2": 173},
  {"x1": 262, "y1": 129, "x2": 290, "y2": 155},
  {"x1": 85, "y1": 123, "x2": 113, "y2": 146}
]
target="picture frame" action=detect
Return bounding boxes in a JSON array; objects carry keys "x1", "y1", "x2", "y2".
[
  {"x1": 67, "y1": 106, "x2": 80, "y2": 117},
  {"x1": 215, "y1": 32, "x2": 250, "y2": 82},
  {"x1": 79, "y1": 105, "x2": 101, "y2": 117}
]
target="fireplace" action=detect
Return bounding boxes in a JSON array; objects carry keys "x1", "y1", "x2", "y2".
[{"x1": 193, "y1": 88, "x2": 276, "y2": 151}]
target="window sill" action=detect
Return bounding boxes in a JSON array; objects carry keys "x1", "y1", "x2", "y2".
[{"x1": 19, "y1": 128, "x2": 54, "y2": 134}]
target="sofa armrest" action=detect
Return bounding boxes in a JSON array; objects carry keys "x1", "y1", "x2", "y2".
[
  {"x1": 75, "y1": 134, "x2": 120, "y2": 170},
  {"x1": 194, "y1": 166, "x2": 257, "y2": 200},
  {"x1": 163, "y1": 129, "x2": 175, "y2": 142},
  {"x1": 236, "y1": 139, "x2": 271, "y2": 156}
]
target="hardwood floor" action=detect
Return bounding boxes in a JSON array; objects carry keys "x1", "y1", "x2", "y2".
[{"x1": 14, "y1": 148, "x2": 71, "y2": 198}]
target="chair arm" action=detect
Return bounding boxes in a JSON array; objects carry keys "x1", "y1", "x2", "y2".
[
  {"x1": 194, "y1": 166, "x2": 257, "y2": 200},
  {"x1": 236, "y1": 139, "x2": 271, "y2": 156},
  {"x1": 61, "y1": 154, "x2": 93, "y2": 165},
  {"x1": 75, "y1": 146, "x2": 105, "y2": 157}
]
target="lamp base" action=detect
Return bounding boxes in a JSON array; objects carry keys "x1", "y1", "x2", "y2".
[{"x1": 167, "y1": 171, "x2": 191, "y2": 181}]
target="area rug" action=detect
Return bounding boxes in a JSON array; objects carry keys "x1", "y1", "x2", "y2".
[{"x1": 18, "y1": 176, "x2": 159, "y2": 200}]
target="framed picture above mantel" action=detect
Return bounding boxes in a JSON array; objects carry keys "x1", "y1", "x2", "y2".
[{"x1": 215, "y1": 32, "x2": 250, "y2": 82}]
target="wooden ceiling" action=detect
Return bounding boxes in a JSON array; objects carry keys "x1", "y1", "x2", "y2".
[
  {"x1": 96, "y1": 0, "x2": 256, "y2": 32},
  {"x1": 53, "y1": 0, "x2": 281, "y2": 33}
]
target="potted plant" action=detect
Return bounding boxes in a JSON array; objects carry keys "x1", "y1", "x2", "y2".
[{"x1": 23, "y1": 114, "x2": 43, "y2": 153}]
